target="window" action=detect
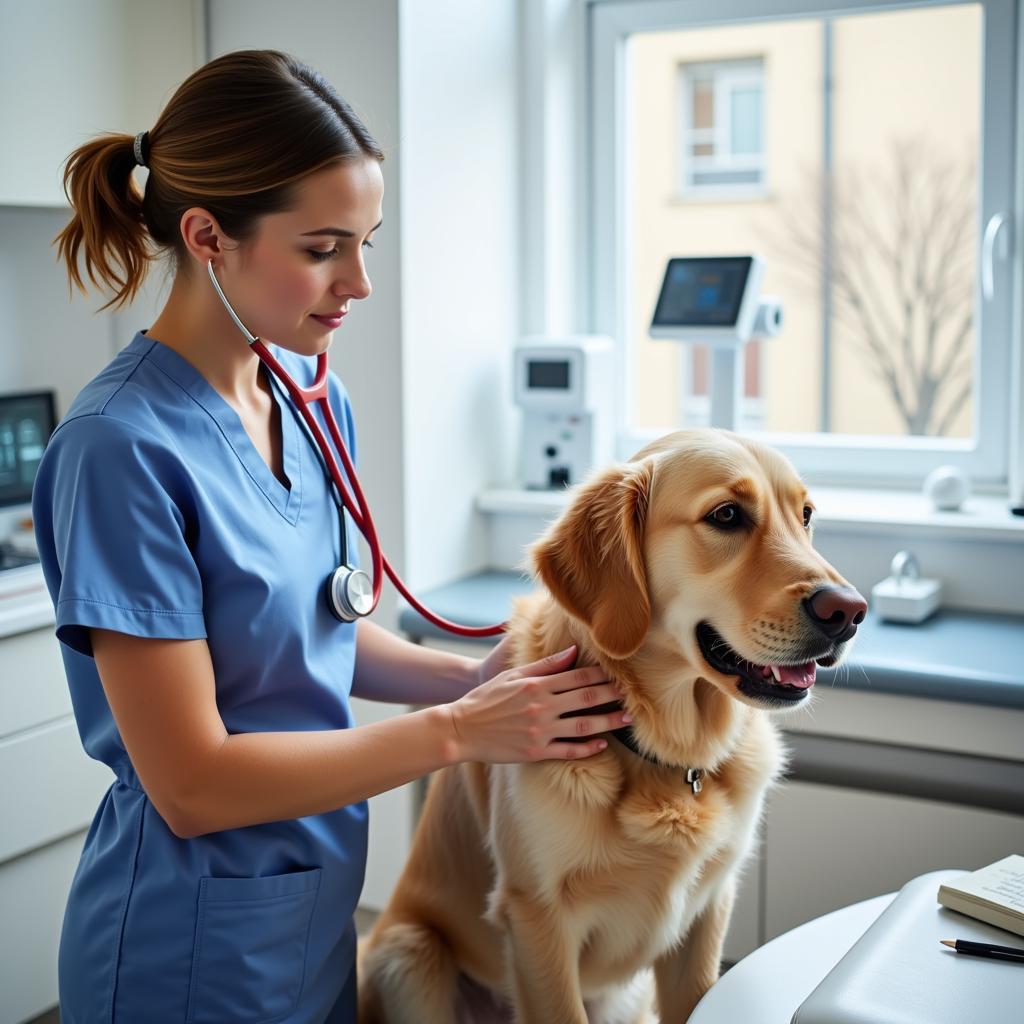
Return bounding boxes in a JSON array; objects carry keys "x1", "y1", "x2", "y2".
[
  {"x1": 590, "y1": 0, "x2": 1018, "y2": 487},
  {"x1": 681, "y1": 59, "x2": 766, "y2": 193}
]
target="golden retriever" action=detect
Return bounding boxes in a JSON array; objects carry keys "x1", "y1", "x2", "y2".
[{"x1": 358, "y1": 429, "x2": 867, "y2": 1024}]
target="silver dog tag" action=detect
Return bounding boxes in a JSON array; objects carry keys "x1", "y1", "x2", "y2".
[{"x1": 686, "y1": 768, "x2": 704, "y2": 795}]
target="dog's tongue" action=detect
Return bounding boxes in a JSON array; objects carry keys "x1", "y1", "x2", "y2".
[{"x1": 774, "y1": 662, "x2": 817, "y2": 689}]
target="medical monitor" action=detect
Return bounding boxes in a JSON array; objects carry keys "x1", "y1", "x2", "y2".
[
  {"x1": 650, "y1": 255, "x2": 765, "y2": 345},
  {"x1": 0, "y1": 390, "x2": 56, "y2": 508},
  {"x1": 514, "y1": 336, "x2": 614, "y2": 413},
  {"x1": 527, "y1": 358, "x2": 572, "y2": 392}
]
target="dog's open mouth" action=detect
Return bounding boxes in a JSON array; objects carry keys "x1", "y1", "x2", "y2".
[{"x1": 696, "y1": 622, "x2": 834, "y2": 704}]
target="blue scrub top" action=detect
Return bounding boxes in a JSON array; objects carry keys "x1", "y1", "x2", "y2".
[{"x1": 32, "y1": 331, "x2": 367, "y2": 1024}]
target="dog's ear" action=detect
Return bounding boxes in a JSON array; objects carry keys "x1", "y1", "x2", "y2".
[{"x1": 530, "y1": 459, "x2": 654, "y2": 659}]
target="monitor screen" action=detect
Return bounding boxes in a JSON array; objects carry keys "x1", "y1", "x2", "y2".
[
  {"x1": 527, "y1": 360, "x2": 571, "y2": 390},
  {"x1": 651, "y1": 256, "x2": 753, "y2": 328},
  {"x1": 0, "y1": 391, "x2": 57, "y2": 508}
]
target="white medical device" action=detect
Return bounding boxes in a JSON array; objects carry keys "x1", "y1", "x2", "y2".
[
  {"x1": 513, "y1": 335, "x2": 615, "y2": 489},
  {"x1": 650, "y1": 255, "x2": 782, "y2": 430}
]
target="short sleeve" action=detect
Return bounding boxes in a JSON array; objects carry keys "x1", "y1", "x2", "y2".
[{"x1": 32, "y1": 414, "x2": 206, "y2": 657}]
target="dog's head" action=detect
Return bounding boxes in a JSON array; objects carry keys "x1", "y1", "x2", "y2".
[{"x1": 530, "y1": 429, "x2": 866, "y2": 712}]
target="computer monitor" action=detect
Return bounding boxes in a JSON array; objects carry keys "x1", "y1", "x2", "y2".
[
  {"x1": 650, "y1": 255, "x2": 765, "y2": 345},
  {"x1": 0, "y1": 390, "x2": 57, "y2": 508}
]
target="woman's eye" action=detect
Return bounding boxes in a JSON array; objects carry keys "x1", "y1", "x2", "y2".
[
  {"x1": 803, "y1": 506, "x2": 814, "y2": 528},
  {"x1": 708, "y1": 503, "x2": 744, "y2": 529},
  {"x1": 308, "y1": 241, "x2": 373, "y2": 262}
]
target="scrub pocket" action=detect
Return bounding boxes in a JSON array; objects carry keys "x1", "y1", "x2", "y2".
[{"x1": 186, "y1": 867, "x2": 322, "y2": 1024}]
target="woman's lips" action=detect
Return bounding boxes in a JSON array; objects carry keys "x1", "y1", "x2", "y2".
[{"x1": 311, "y1": 313, "x2": 345, "y2": 329}]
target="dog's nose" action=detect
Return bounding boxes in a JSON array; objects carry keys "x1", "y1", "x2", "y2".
[{"x1": 803, "y1": 586, "x2": 868, "y2": 642}]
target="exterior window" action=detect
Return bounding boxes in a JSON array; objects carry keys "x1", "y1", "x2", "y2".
[
  {"x1": 593, "y1": 0, "x2": 1016, "y2": 485},
  {"x1": 682, "y1": 60, "x2": 766, "y2": 192}
]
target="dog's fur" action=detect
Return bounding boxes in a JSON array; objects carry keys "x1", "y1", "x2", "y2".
[{"x1": 358, "y1": 429, "x2": 862, "y2": 1024}]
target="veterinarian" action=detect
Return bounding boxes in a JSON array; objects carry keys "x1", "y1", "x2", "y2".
[{"x1": 33, "y1": 49, "x2": 633, "y2": 1024}]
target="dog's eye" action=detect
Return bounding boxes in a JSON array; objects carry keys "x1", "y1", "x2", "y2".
[
  {"x1": 803, "y1": 506, "x2": 814, "y2": 529},
  {"x1": 707, "y1": 503, "x2": 745, "y2": 529}
]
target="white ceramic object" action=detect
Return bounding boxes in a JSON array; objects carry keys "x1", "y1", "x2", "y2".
[{"x1": 923, "y1": 465, "x2": 970, "y2": 511}]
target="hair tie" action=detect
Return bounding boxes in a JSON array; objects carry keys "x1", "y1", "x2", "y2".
[{"x1": 133, "y1": 131, "x2": 149, "y2": 168}]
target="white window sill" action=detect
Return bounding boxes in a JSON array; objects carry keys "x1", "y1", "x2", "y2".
[
  {"x1": 669, "y1": 188, "x2": 774, "y2": 205},
  {"x1": 478, "y1": 486, "x2": 1024, "y2": 544},
  {"x1": 807, "y1": 487, "x2": 1024, "y2": 543}
]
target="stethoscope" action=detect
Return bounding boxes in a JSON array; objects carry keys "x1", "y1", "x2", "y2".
[{"x1": 206, "y1": 258, "x2": 505, "y2": 638}]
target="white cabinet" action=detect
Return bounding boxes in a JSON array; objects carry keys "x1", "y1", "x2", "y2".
[
  {"x1": 0, "y1": 716, "x2": 113, "y2": 863},
  {"x1": 728, "y1": 693, "x2": 1024, "y2": 959},
  {"x1": 0, "y1": 626, "x2": 113, "y2": 1024},
  {"x1": 763, "y1": 781, "x2": 1024, "y2": 942},
  {"x1": 0, "y1": 0, "x2": 205, "y2": 207},
  {"x1": 0, "y1": 831, "x2": 88, "y2": 1024}
]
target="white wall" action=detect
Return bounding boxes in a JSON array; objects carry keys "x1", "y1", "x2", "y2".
[
  {"x1": 0, "y1": 207, "x2": 117, "y2": 418},
  {"x1": 399, "y1": 0, "x2": 520, "y2": 590}
]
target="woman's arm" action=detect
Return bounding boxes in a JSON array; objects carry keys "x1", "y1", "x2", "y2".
[
  {"x1": 91, "y1": 629, "x2": 628, "y2": 840},
  {"x1": 351, "y1": 619, "x2": 484, "y2": 704}
]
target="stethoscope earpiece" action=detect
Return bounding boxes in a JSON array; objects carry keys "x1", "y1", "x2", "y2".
[{"x1": 326, "y1": 565, "x2": 374, "y2": 623}]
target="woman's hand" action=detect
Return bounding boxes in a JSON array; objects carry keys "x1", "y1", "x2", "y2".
[{"x1": 446, "y1": 646, "x2": 631, "y2": 764}]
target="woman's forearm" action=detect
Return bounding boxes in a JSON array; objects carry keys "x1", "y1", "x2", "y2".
[
  {"x1": 177, "y1": 705, "x2": 458, "y2": 838},
  {"x1": 351, "y1": 618, "x2": 482, "y2": 704}
]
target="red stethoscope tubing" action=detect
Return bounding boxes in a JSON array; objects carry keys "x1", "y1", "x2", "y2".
[{"x1": 251, "y1": 340, "x2": 506, "y2": 638}]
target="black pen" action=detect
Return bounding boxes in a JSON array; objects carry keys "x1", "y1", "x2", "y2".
[{"x1": 940, "y1": 939, "x2": 1024, "y2": 963}]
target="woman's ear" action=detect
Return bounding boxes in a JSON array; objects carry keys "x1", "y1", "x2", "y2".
[
  {"x1": 180, "y1": 207, "x2": 233, "y2": 267},
  {"x1": 530, "y1": 459, "x2": 654, "y2": 659}
]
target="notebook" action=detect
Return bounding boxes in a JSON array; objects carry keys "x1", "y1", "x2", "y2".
[
  {"x1": 793, "y1": 870, "x2": 1023, "y2": 1024},
  {"x1": 937, "y1": 854, "x2": 1024, "y2": 938}
]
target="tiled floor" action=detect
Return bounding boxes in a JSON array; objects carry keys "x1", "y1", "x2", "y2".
[{"x1": 25, "y1": 908, "x2": 382, "y2": 1024}]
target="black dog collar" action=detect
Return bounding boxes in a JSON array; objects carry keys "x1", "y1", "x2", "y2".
[{"x1": 609, "y1": 727, "x2": 706, "y2": 795}]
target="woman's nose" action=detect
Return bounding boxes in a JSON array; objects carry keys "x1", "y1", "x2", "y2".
[{"x1": 335, "y1": 258, "x2": 371, "y2": 301}]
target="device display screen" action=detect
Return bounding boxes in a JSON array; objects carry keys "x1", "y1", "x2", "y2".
[
  {"x1": 528, "y1": 360, "x2": 571, "y2": 390},
  {"x1": 651, "y1": 256, "x2": 752, "y2": 327},
  {"x1": 0, "y1": 391, "x2": 56, "y2": 507}
]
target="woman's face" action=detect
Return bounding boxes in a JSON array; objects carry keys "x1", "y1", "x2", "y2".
[{"x1": 217, "y1": 157, "x2": 384, "y2": 356}]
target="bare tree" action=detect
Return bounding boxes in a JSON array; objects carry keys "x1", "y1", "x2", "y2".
[{"x1": 765, "y1": 138, "x2": 976, "y2": 436}]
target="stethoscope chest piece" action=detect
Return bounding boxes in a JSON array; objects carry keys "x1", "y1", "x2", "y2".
[{"x1": 327, "y1": 565, "x2": 374, "y2": 622}]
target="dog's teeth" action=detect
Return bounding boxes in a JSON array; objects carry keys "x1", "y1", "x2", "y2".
[{"x1": 770, "y1": 665, "x2": 782, "y2": 682}]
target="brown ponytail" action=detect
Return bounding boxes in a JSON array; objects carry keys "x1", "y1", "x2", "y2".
[
  {"x1": 55, "y1": 134, "x2": 152, "y2": 311},
  {"x1": 54, "y1": 49, "x2": 384, "y2": 312}
]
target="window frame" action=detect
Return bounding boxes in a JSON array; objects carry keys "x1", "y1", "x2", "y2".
[{"x1": 589, "y1": 0, "x2": 1020, "y2": 490}]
